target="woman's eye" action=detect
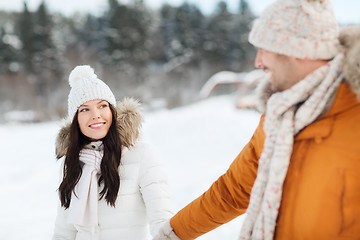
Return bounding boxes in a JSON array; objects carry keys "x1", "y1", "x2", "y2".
[
  {"x1": 79, "y1": 108, "x2": 89, "y2": 112},
  {"x1": 100, "y1": 104, "x2": 108, "y2": 109}
]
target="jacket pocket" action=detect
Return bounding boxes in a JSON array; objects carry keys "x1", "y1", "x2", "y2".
[{"x1": 340, "y1": 169, "x2": 360, "y2": 237}]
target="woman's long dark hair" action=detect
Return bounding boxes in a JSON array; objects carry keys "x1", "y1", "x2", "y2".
[{"x1": 58, "y1": 104, "x2": 122, "y2": 208}]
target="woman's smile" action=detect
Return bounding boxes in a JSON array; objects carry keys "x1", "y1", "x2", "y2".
[{"x1": 89, "y1": 122, "x2": 106, "y2": 129}]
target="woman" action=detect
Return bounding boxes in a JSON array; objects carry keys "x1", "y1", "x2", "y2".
[{"x1": 53, "y1": 65, "x2": 173, "y2": 239}]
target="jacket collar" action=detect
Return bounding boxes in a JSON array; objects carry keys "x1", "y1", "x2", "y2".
[{"x1": 296, "y1": 83, "x2": 359, "y2": 140}]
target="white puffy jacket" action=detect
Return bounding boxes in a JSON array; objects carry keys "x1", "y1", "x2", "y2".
[{"x1": 52, "y1": 98, "x2": 173, "y2": 240}]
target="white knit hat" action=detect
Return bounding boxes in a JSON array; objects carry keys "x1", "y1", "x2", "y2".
[
  {"x1": 67, "y1": 65, "x2": 116, "y2": 120},
  {"x1": 249, "y1": 0, "x2": 340, "y2": 60}
]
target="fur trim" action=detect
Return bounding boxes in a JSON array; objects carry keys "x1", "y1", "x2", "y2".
[
  {"x1": 116, "y1": 97, "x2": 142, "y2": 149},
  {"x1": 255, "y1": 74, "x2": 272, "y2": 112},
  {"x1": 339, "y1": 25, "x2": 360, "y2": 100},
  {"x1": 55, "y1": 97, "x2": 142, "y2": 159},
  {"x1": 256, "y1": 26, "x2": 360, "y2": 111},
  {"x1": 56, "y1": 123, "x2": 71, "y2": 159}
]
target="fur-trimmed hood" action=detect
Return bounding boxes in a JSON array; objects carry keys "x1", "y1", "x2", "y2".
[
  {"x1": 55, "y1": 97, "x2": 142, "y2": 159},
  {"x1": 257, "y1": 26, "x2": 360, "y2": 112}
]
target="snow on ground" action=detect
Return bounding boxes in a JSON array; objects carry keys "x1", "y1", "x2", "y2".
[{"x1": 0, "y1": 95, "x2": 261, "y2": 240}]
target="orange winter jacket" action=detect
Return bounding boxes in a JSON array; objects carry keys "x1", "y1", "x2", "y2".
[{"x1": 170, "y1": 83, "x2": 360, "y2": 239}]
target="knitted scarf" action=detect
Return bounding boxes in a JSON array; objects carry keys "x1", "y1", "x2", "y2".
[
  {"x1": 239, "y1": 52, "x2": 344, "y2": 240},
  {"x1": 68, "y1": 141, "x2": 103, "y2": 233}
]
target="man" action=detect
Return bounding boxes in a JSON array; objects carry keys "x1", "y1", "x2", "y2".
[{"x1": 155, "y1": 0, "x2": 360, "y2": 239}]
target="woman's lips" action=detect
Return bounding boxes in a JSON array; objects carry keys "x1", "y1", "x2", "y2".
[{"x1": 89, "y1": 122, "x2": 105, "y2": 129}]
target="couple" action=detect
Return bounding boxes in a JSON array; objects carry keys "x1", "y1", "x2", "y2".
[{"x1": 53, "y1": 0, "x2": 360, "y2": 239}]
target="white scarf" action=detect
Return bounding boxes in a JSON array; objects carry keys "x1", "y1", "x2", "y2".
[
  {"x1": 239, "y1": 52, "x2": 344, "y2": 240},
  {"x1": 68, "y1": 141, "x2": 103, "y2": 233}
]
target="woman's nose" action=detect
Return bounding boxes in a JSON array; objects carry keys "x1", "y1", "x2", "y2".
[{"x1": 91, "y1": 110, "x2": 101, "y2": 120}]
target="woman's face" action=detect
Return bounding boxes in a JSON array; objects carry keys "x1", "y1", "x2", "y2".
[{"x1": 77, "y1": 99, "x2": 113, "y2": 140}]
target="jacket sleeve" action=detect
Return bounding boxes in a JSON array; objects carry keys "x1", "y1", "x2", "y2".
[
  {"x1": 52, "y1": 205, "x2": 77, "y2": 240},
  {"x1": 138, "y1": 142, "x2": 174, "y2": 237},
  {"x1": 52, "y1": 159, "x2": 77, "y2": 240},
  {"x1": 170, "y1": 115, "x2": 265, "y2": 240}
]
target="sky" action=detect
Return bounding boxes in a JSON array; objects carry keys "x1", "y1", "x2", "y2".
[{"x1": 0, "y1": 0, "x2": 359, "y2": 24}]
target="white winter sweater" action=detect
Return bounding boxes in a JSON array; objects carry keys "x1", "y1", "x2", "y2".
[{"x1": 53, "y1": 141, "x2": 173, "y2": 240}]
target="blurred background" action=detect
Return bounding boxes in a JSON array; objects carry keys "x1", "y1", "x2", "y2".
[
  {"x1": 0, "y1": 0, "x2": 257, "y2": 122},
  {"x1": 1, "y1": 1, "x2": 359, "y2": 239},
  {"x1": 1, "y1": 0, "x2": 358, "y2": 122}
]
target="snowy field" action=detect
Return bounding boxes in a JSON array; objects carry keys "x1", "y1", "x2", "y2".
[{"x1": 0, "y1": 95, "x2": 261, "y2": 240}]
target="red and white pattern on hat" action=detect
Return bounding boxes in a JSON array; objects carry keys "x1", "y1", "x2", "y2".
[{"x1": 249, "y1": 0, "x2": 340, "y2": 60}]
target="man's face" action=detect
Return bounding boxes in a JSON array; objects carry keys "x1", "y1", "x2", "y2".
[{"x1": 254, "y1": 48, "x2": 299, "y2": 92}]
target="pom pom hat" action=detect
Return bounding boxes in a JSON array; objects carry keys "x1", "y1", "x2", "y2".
[
  {"x1": 67, "y1": 65, "x2": 116, "y2": 120},
  {"x1": 249, "y1": 0, "x2": 340, "y2": 60}
]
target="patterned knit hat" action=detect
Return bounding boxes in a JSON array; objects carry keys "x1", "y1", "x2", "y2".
[
  {"x1": 67, "y1": 65, "x2": 116, "y2": 120},
  {"x1": 249, "y1": 0, "x2": 340, "y2": 59}
]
